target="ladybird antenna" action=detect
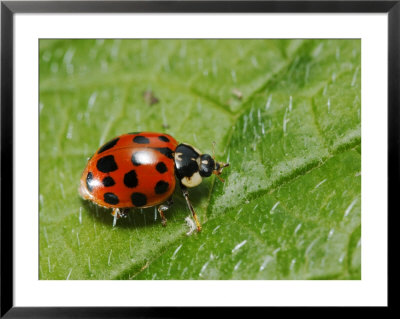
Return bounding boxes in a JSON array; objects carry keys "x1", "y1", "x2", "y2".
[{"x1": 212, "y1": 141, "x2": 216, "y2": 160}]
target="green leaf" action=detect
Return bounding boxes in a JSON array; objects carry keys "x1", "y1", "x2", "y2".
[{"x1": 39, "y1": 39, "x2": 360, "y2": 280}]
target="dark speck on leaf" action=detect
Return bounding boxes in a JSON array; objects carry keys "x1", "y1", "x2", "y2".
[
  {"x1": 143, "y1": 90, "x2": 159, "y2": 106},
  {"x1": 231, "y1": 88, "x2": 243, "y2": 100}
]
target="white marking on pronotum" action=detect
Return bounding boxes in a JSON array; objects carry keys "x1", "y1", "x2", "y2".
[
  {"x1": 314, "y1": 179, "x2": 327, "y2": 189},
  {"x1": 181, "y1": 172, "x2": 202, "y2": 188},
  {"x1": 171, "y1": 244, "x2": 183, "y2": 260},
  {"x1": 66, "y1": 268, "x2": 73, "y2": 280},
  {"x1": 270, "y1": 201, "x2": 280, "y2": 214},
  {"x1": 344, "y1": 198, "x2": 358, "y2": 217},
  {"x1": 232, "y1": 240, "x2": 247, "y2": 253}
]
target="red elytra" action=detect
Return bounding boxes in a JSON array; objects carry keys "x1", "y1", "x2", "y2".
[{"x1": 79, "y1": 132, "x2": 229, "y2": 231}]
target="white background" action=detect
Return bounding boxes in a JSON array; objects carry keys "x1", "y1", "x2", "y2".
[{"x1": 14, "y1": 13, "x2": 387, "y2": 306}]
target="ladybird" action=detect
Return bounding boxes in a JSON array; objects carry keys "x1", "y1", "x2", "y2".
[{"x1": 79, "y1": 132, "x2": 229, "y2": 232}]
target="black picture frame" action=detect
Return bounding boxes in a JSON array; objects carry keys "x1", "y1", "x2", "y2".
[{"x1": 1, "y1": 1, "x2": 395, "y2": 317}]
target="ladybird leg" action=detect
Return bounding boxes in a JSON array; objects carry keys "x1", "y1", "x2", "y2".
[
  {"x1": 157, "y1": 197, "x2": 173, "y2": 227},
  {"x1": 181, "y1": 186, "x2": 202, "y2": 232},
  {"x1": 112, "y1": 208, "x2": 119, "y2": 227},
  {"x1": 111, "y1": 208, "x2": 128, "y2": 227}
]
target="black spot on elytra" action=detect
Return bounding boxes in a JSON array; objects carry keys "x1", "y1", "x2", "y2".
[
  {"x1": 156, "y1": 162, "x2": 167, "y2": 173},
  {"x1": 155, "y1": 180, "x2": 169, "y2": 194},
  {"x1": 153, "y1": 147, "x2": 174, "y2": 159},
  {"x1": 86, "y1": 172, "x2": 94, "y2": 192},
  {"x1": 124, "y1": 170, "x2": 138, "y2": 188},
  {"x1": 97, "y1": 137, "x2": 119, "y2": 154},
  {"x1": 158, "y1": 135, "x2": 170, "y2": 142},
  {"x1": 133, "y1": 135, "x2": 150, "y2": 144},
  {"x1": 104, "y1": 192, "x2": 119, "y2": 205},
  {"x1": 96, "y1": 155, "x2": 118, "y2": 173},
  {"x1": 102, "y1": 176, "x2": 115, "y2": 187},
  {"x1": 131, "y1": 192, "x2": 147, "y2": 207}
]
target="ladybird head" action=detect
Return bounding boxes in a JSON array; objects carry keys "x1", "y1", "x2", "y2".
[
  {"x1": 199, "y1": 154, "x2": 229, "y2": 179},
  {"x1": 174, "y1": 143, "x2": 229, "y2": 188}
]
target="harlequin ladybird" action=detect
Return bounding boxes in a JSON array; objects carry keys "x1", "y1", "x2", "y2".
[{"x1": 79, "y1": 132, "x2": 229, "y2": 232}]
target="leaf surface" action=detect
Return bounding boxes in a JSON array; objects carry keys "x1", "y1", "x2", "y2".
[{"x1": 39, "y1": 39, "x2": 360, "y2": 280}]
